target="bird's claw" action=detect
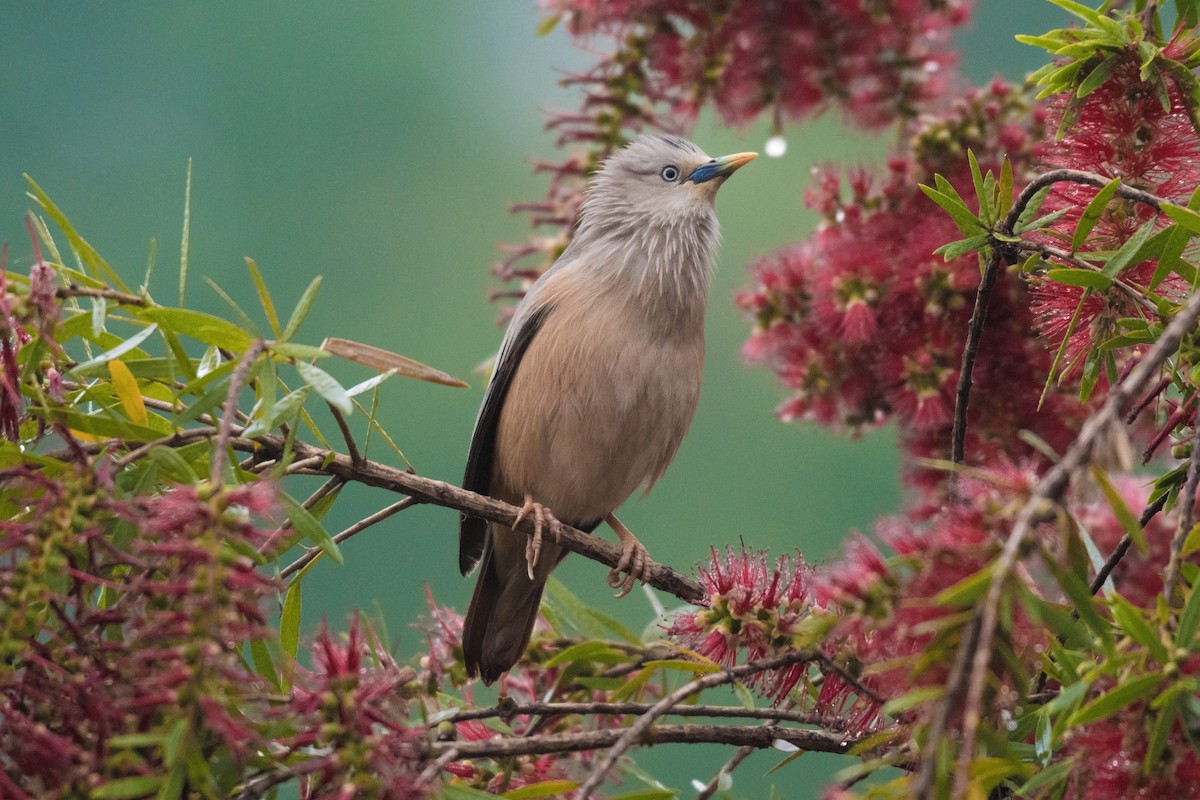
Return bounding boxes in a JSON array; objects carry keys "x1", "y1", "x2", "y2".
[
  {"x1": 606, "y1": 520, "x2": 651, "y2": 599},
  {"x1": 514, "y1": 495, "x2": 559, "y2": 580}
]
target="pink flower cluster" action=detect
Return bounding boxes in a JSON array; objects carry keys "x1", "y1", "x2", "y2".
[
  {"x1": 0, "y1": 476, "x2": 283, "y2": 796},
  {"x1": 546, "y1": 0, "x2": 970, "y2": 129},
  {"x1": 288, "y1": 617, "x2": 431, "y2": 800},
  {"x1": 738, "y1": 81, "x2": 1085, "y2": 496},
  {"x1": 1030, "y1": 50, "x2": 1200, "y2": 381}
]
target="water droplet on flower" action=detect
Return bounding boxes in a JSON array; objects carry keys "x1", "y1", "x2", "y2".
[
  {"x1": 834, "y1": 209, "x2": 846, "y2": 223},
  {"x1": 923, "y1": 60, "x2": 940, "y2": 73},
  {"x1": 765, "y1": 135, "x2": 788, "y2": 158}
]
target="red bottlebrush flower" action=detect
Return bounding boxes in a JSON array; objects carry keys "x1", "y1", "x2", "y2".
[
  {"x1": 1063, "y1": 703, "x2": 1200, "y2": 799},
  {"x1": 1031, "y1": 52, "x2": 1200, "y2": 374},
  {"x1": 546, "y1": 0, "x2": 971, "y2": 130},
  {"x1": 739, "y1": 80, "x2": 1090, "y2": 501},
  {"x1": 668, "y1": 546, "x2": 814, "y2": 701},
  {"x1": 289, "y1": 616, "x2": 429, "y2": 800}
]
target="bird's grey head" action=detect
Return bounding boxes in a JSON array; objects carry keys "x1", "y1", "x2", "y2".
[
  {"x1": 564, "y1": 135, "x2": 756, "y2": 320},
  {"x1": 582, "y1": 135, "x2": 757, "y2": 226}
]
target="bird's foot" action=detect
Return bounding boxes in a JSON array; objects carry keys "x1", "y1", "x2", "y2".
[
  {"x1": 513, "y1": 493, "x2": 560, "y2": 580},
  {"x1": 604, "y1": 513, "x2": 651, "y2": 599}
]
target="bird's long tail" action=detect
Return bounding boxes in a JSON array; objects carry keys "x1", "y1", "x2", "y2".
[{"x1": 462, "y1": 540, "x2": 547, "y2": 685}]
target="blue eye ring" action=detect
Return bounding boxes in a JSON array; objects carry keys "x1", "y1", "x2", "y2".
[{"x1": 660, "y1": 164, "x2": 680, "y2": 182}]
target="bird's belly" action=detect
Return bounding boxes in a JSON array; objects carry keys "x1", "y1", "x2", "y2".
[{"x1": 492, "y1": 319, "x2": 703, "y2": 525}]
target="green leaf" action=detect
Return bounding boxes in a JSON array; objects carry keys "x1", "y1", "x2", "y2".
[
  {"x1": 1044, "y1": 268, "x2": 1112, "y2": 290},
  {"x1": 1144, "y1": 689, "x2": 1182, "y2": 774},
  {"x1": 1077, "y1": 53, "x2": 1119, "y2": 98},
  {"x1": 93, "y1": 776, "x2": 164, "y2": 799},
  {"x1": 281, "y1": 492, "x2": 343, "y2": 565},
  {"x1": 70, "y1": 323, "x2": 160, "y2": 374},
  {"x1": 544, "y1": 641, "x2": 631, "y2": 668},
  {"x1": 179, "y1": 158, "x2": 191, "y2": 306},
  {"x1": 919, "y1": 183, "x2": 984, "y2": 236},
  {"x1": 25, "y1": 175, "x2": 130, "y2": 291},
  {"x1": 245, "y1": 257, "x2": 281, "y2": 336},
  {"x1": 1109, "y1": 593, "x2": 1169, "y2": 663},
  {"x1": 1014, "y1": 185, "x2": 1053, "y2": 231},
  {"x1": 934, "y1": 564, "x2": 995, "y2": 607},
  {"x1": 439, "y1": 784, "x2": 501, "y2": 799},
  {"x1": 281, "y1": 579, "x2": 302, "y2": 677},
  {"x1": 1163, "y1": 201, "x2": 1200, "y2": 234},
  {"x1": 135, "y1": 307, "x2": 255, "y2": 352},
  {"x1": 935, "y1": 234, "x2": 991, "y2": 261},
  {"x1": 1012, "y1": 757, "x2": 1076, "y2": 797},
  {"x1": 534, "y1": 12, "x2": 561, "y2": 36},
  {"x1": 281, "y1": 275, "x2": 323, "y2": 342},
  {"x1": 1177, "y1": 575, "x2": 1200, "y2": 646},
  {"x1": 1046, "y1": 556, "x2": 1114, "y2": 653},
  {"x1": 296, "y1": 360, "x2": 351, "y2": 415},
  {"x1": 346, "y1": 368, "x2": 398, "y2": 398},
  {"x1": 1091, "y1": 466, "x2": 1149, "y2": 555},
  {"x1": 881, "y1": 686, "x2": 945, "y2": 717},
  {"x1": 249, "y1": 639, "x2": 281, "y2": 691},
  {"x1": 1101, "y1": 216, "x2": 1158, "y2": 278},
  {"x1": 1072, "y1": 177, "x2": 1121, "y2": 251},
  {"x1": 155, "y1": 762, "x2": 186, "y2": 800},
  {"x1": 543, "y1": 576, "x2": 642, "y2": 644},
  {"x1": 1017, "y1": 206, "x2": 1072, "y2": 233},
  {"x1": 163, "y1": 717, "x2": 189, "y2": 766},
  {"x1": 1068, "y1": 674, "x2": 1165, "y2": 726},
  {"x1": 502, "y1": 780, "x2": 580, "y2": 799}
]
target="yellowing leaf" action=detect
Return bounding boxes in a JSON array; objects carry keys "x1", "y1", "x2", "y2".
[{"x1": 107, "y1": 359, "x2": 148, "y2": 426}]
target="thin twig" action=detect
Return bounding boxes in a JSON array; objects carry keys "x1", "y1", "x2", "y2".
[
  {"x1": 210, "y1": 340, "x2": 266, "y2": 485},
  {"x1": 951, "y1": 249, "x2": 1003, "y2": 467},
  {"x1": 281, "y1": 497, "x2": 418, "y2": 579},
  {"x1": 696, "y1": 742, "x2": 757, "y2": 800},
  {"x1": 327, "y1": 402, "x2": 362, "y2": 465},
  {"x1": 937, "y1": 287, "x2": 1200, "y2": 800},
  {"x1": 574, "y1": 650, "x2": 815, "y2": 798},
  {"x1": 56, "y1": 285, "x2": 148, "y2": 307},
  {"x1": 1004, "y1": 169, "x2": 1165, "y2": 233},
  {"x1": 1016, "y1": 241, "x2": 1159, "y2": 314},
  {"x1": 1091, "y1": 493, "x2": 1169, "y2": 595},
  {"x1": 112, "y1": 427, "x2": 218, "y2": 469},
  {"x1": 1163, "y1": 422, "x2": 1200, "y2": 612}
]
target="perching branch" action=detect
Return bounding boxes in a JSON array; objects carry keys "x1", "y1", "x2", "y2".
[
  {"x1": 427, "y1": 722, "x2": 861, "y2": 761},
  {"x1": 436, "y1": 701, "x2": 849, "y2": 730},
  {"x1": 950, "y1": 248, "x2": 1002, "y2": 467}
]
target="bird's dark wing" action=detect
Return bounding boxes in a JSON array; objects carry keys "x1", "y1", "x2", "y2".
[{"x1": 459, "y1": 302, "x2": 554, "y2": 575}]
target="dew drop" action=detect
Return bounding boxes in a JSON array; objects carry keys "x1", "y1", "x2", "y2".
[{"x1": 765, "y1": 135, "x2": 788, "y2": 158}]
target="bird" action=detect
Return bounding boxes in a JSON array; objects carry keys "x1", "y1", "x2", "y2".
[{"x1": 459, "y1": 135, "x2": 756, "y2": 684}]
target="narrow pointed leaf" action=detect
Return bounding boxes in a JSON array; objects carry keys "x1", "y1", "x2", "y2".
[
  {"x1": 281, "y1": 492, "x2": 343, "y2": 564},
  {"x1": 1072, "y1": 177, "x2": 1121, "y2": 251},
  {"x1": 281, "y1": 275, "x2": 322, "y2": 342},
  {"x1": 296, "y1": 360, "x2": 351, "y2": 414},
  {"x1": 1101, "y1": 217, "x2": 1159, "y2": 278},
  {"x1": 107, "y1": 359, "x2": 148, "y2": 426},
  {"x1": 71, "y1": 323, "x2": 159, "y2": 373},
  {"x1": 322, "y1": 337, "x2": 469, "y2": 388},
  {"x1": 245, "y1": 257, "x2": 281, "y2": 336}
]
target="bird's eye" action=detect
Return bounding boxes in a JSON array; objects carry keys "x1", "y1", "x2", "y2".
[{"x1": 660, "y1": 165, "x2": 680, "y2": 182}]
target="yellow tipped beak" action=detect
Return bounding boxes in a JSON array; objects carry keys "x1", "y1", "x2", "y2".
[{"x1": 690, "y1": 151, "x2": 758, "y2": 183}]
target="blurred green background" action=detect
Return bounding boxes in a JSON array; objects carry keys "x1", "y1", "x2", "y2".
[{"x1": 2, "y1": 2, "x2": 1061, "y2": 796}]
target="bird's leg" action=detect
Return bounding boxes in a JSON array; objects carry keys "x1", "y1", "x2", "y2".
[
  {"x1": 513, "y1": 493, "x2": 560, "y2": 580},
  {"x1": 604, "y1": 513, "x2": 651, "y2": 598}
]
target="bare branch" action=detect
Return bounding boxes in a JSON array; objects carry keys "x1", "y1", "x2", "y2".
[
  {"x1": 234, "y1": 433, "x2": 708, "y2": 604},
  {"x1": 432, "y1": 721, "x2": 858, "y2": 761},
  {"x1": 327, "y1": 402, "x2": 363, "y2": 465},
  {"x1": 437, "y1": 701, "x2": 848, "y2": 730}
]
